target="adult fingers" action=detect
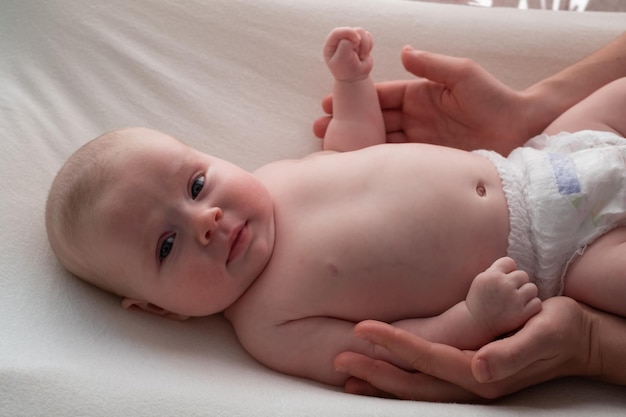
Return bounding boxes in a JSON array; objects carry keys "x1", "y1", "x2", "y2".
[
  {"x1": 313, "y1": 116, "x2": 331, "y2": 139},
  {"x1": 386, "y1": 131, "x2": 409, "y2": 144},
  {"x1": 335, "y1": 351, "x2": 479, "y2": 402},
  {"x1": 348, "y1": 320, "x2": 531, "y2": 400},
  {"x1": 335, "y1": 350, "x2": 419, "y2": 395},
  {"x1": 381, "y1": 110, "x2": 405, "y2": 136},
  {"x1": 321, "y1": 94, "x2": 333, "y2": 114},
  {"x1": 343, "y1": 377, "x2": 396, "y2": 399},
  {"x1": 353, "y1": 320, "x2": 476, "y2": 385},
  {"x1": 376, "y1": 80, "x2": 410, "y2": 111}
]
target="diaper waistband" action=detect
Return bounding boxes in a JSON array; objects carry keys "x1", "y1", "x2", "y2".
[{"x1": 474, "y1": 150, "x2": 538, "y2": 285}]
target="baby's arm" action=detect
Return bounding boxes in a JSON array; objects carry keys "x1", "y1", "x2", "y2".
[
  {"x1": 235, "y1": 315, "x2": 397, "y2": 386},
  {"x1": 392, "y1": 257, "x2": 541, "y2": 350},
  {"x1": 544, "y1": 77, "x2": 626, "y2": 137},
  {"x1": 322, "y1": 27, "x2": 385, "y2": 152},
  {"x1": 236, "y1": 259, "x2": 540, "y2": 386}
]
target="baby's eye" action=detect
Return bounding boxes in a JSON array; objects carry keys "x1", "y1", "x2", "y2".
[
  {"x1": 159, "y1": 235, "x2": 175, "y2": 261},
  {"x1": 191, "y1": 175, "x2": 205, "y2": 200}
]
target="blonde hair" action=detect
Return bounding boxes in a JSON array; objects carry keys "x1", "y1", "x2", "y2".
[{"x1": 45, "y1": 129, "x2": 129, "y2": 293}]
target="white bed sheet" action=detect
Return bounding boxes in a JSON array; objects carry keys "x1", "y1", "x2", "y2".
[{"x1": 1, "y1": 0, "x2": 625, "y2": 415}]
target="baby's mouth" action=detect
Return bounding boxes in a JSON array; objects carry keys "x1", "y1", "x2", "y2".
[{"x1": 226, "y1": 222, "x2": 248, "y2": 265}]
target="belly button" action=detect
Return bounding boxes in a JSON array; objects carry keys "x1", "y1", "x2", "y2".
[{"x1": 476, "y1": 184, "x2": 486, "y2": 197}]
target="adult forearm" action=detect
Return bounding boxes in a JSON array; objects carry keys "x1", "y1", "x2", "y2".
[
  {"x1": 522, "y1": 32, "x2": 626, "y2": 138},
  {"x1": 585, "y1": 304, "x2": 626, "y2": 385}
]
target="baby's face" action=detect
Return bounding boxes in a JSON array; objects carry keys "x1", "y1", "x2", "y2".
[{"x1": 83, "y1": 130, "x2": 275, "y2": 317}]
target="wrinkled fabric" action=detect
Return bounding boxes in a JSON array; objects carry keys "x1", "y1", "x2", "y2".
[{"x1": 478, "y1": 130, "x2": 626, "y2": 299}]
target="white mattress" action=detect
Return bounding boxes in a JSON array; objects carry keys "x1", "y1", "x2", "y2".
[{"x1": 1, "y1": 0, "x2": 625, "y2": 415}]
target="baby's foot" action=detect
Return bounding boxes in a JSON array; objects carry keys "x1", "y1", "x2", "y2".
[
  {"x1": 466, "y1": 257, "x2": 542, "y2": 339},
  {"x1": 323, "y1": 27, "x2": 373, "y2": 82}
]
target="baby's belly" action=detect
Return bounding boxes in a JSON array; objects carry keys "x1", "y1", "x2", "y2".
[{"x1": 279, "y1": 148, "x2": 511, "y2": 322}]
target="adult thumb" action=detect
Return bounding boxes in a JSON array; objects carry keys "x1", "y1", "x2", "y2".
[
  {"x1": 401, "y1": 46, "x2": 471, "y2": 88},
  {"x1": 471, "y1": 324, "x2": 548, "y2": 383}
]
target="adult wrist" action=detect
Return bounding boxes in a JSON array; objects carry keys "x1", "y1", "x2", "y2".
[
  {"x1": 518, "y1": 83, "x2": 562, "y2": 140},
  {"x1": 580, "y1": 304, "x2": 626, "y2": 384},
  {"x1": 573, "y1": 304, "x2": 603, "y2": 379}
]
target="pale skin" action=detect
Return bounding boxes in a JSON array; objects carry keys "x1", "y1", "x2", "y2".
[
  {"x1": 88, "y1": 127, "x2": 533, "y2": 385},
  {"x1": 316, "y1": 31, "x2": 626, "y2": 400},
  {"x1": 314, "y1": 32, "x2": 626, "y2": 155},
  {"x1": 336, "y1": 298, "x2": 626, "y2": 402},
  {"x1": 60, "y1": 28, "x2": 626, "y2": 388}
]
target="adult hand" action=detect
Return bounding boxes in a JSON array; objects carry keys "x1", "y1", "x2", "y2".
[
  {"x1": 334, "y1": 297, "x2": 594, "y2": 402},
  {"x1": 313, "y1": 47, "x2": 536, "y2": 155}
]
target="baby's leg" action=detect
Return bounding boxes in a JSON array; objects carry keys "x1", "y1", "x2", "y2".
[
  {"x1": 465, "y1": 257, "x2": 542, "y2": 340},
  {"x1": 564, "y1": 226, "x2": 626, "y2": 317},
  {"x1": 544, "y1": 77, "x2": 626, "y2": 137}
]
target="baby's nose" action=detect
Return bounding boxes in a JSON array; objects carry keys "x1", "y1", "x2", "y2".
[{"x1": 195, "y1": 206, "x2": 223, "y2": 245}]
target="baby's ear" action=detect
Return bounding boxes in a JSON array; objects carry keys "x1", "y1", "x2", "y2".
[{"x1": 122, "y1": 298, "x2": 190, "y2": 321}]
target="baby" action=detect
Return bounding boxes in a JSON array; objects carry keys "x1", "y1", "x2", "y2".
[{"x1": 46, "y1": 28, "x2": 626, "y2": 386}]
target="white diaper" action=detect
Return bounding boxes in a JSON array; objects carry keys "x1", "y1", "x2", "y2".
[{"x1": 476, "y1": 130, "x2": 626, "y2": 299}]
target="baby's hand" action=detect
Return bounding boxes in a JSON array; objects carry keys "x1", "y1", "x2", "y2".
[
  {"x1": 466, "y1": 257, "x2": 542, "y2": 339},
  {"x1": 324, "y1": 27, "x2": 373, "y2": 82}
]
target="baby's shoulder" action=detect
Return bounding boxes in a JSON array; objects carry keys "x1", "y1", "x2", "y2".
[
  {"x1": 253, "y1": 152, "x2": 343, "y2": 195},
  {"x1": 254, "y1": 150, "x2": 336, "y2": 174}
]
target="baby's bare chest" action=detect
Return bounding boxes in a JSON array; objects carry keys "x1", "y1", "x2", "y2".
[
  {"x1": 254, "y1": 194, "x2": 499, "y2": 323},
  {"x1": 248, "y1": 146, "x2": 509, "y2": 322}
]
